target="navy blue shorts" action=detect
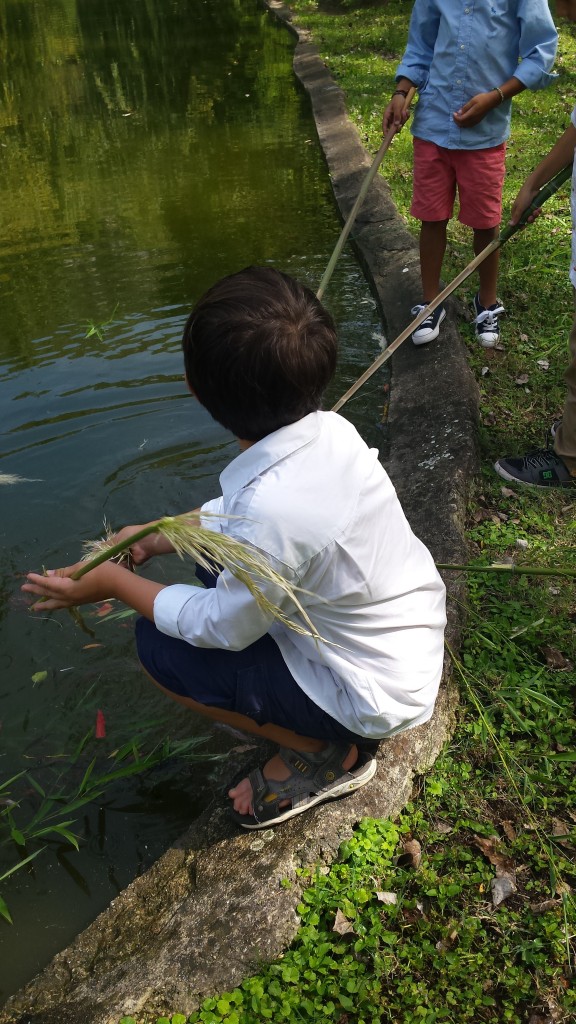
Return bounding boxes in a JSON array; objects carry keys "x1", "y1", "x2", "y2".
[{"x1": 135, "y1": 565, "x2": 367, "y2": 746}]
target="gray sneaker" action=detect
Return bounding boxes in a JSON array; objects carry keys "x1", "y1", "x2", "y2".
[{"x1": 494, "y1": 448, "x2": 575, "y2": 489}]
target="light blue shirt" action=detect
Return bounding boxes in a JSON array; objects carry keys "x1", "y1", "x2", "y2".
[{"x1": 396, "y1": 0, "x2": 558, "y2": 150}]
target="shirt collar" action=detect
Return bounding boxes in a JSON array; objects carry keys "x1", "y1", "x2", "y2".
[{"x1": 219, "y1": 411, "x2": 322, "y2": 498}]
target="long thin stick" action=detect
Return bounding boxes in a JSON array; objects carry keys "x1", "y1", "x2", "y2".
[
  {"x1": 316, "y1": 88, "x2": 416, "y2": 302},
  {"x1": 332, "y1": 162, "x2": 573, "y2": 412},
  {"x1": 436, "y1": 562, "x2": 576, "y2": 579}
]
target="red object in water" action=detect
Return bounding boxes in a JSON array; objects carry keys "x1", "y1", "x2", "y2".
[{"x1": 95, "y1": 709, "x2": 106, "y2": 739}]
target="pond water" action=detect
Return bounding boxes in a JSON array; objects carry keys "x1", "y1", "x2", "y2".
[{"x1": 0, "y1": 0, "x2": 385, "y2": 1002}]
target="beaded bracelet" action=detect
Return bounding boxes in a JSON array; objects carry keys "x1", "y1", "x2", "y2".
[{"x1": 492, "y1": 86, "x2": 505, "y2": 104}]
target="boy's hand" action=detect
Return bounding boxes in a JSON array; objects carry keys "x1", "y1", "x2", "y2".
[
  {"x1": 22, "y1": 561, "x2": 122, "y2": 611},
  {"x1": 509, "y1": 181, "x2": 541, "y2": 226},
  {"x1": 382, "y1": 94, "x2": 411, "y2": 134},
  {"x1": 453, "y1": 91, "x2": 500, "y2": 128},
  {"x1": 112, "y1": 523, "x2": 174, "y2": 565}
]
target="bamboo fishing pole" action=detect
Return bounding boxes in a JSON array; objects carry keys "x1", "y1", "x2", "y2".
[
  {"x1": 316, "y1": 87, "x2": 416, "y2": 302},
  {"x1": 332, "y1": 161, "x2": 573, "y2": 413}
]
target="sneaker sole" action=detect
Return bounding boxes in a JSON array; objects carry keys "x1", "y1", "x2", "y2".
[
  {"x1": 494, "y1": 460, "x2": 575, "y2": 489},
  {"x1": 412, "y1": 308, "x2": 446, "y2": 346},
  {"x1": 478, "y1": 336, "x2": 498, "y2": 349},
  {"x1": 232, "y1": 756, "x2": 378, "y2": 830}
]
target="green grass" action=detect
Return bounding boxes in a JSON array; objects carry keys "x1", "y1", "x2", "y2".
[{"x1": 125, "y1": 2, "x2": 575, "y2": 1020}]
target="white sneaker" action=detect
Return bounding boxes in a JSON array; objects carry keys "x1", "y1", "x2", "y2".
[
  {"x1": 411, "y1": 303, "x2": 446, "y2": 345},
  {"x1": 473, "y1": 293, "x2": 504, "y2": 348}
]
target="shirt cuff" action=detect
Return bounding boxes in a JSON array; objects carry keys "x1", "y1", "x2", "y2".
[
  {"x1": 513, "y1": 64, "x2": 557, "y2": 92},
  {"x1": 154, "y1": 583, "x2": 204, "y2": 638},
  {"x1": 395, "y1": 64, "x2": 428, "y2": 90}
]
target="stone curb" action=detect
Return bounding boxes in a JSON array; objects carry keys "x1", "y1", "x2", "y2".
[{"x1": 0, "y1": 8, "x2": 478, "y2": 1023}]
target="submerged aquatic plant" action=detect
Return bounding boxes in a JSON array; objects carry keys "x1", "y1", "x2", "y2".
[
  {"x1": 0, "y1": 730, "x2": 221, "y2": 924},
  {"x1": 84, "y1": 303, "x2": 119, "y2": 341},
  {"x1": 79, "y1": 513, "x2": 322, "y2": 641}
]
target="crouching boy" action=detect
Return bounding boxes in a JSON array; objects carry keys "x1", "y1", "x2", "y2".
[{"x1": 23, "y1": 267, "x2": 447, "y2": 829}]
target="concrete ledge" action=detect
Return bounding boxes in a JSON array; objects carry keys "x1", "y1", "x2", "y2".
[{"x1": 0, "y1": 7, "x2": 478, "y2": 1023}]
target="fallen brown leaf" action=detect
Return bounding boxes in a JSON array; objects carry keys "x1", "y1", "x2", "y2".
[
  {"x1": 474, "y1": 836, "x2": 514, "y2": 871},
  {"x1": 376, "y1": 891, "x2": 397, "y2": 905},
  {"x1": 530, "y1": 899, "x2": 561, "y2": 914},
  {"x1": 473, "y1": 508, "x2": 496, "y2": 523},
  {"x1": 434, "y1": 820, "x2": 453, "y2": 835},
  {"x1": 551, "y1": 818, "x2": 573, "y2": 847},
  {"x1": 474, "y1": 836, "x2": 517, "y2": 907},
  {"x1": 540, "y1": 645, "x2": 574, "y2": 671},
  {"x1": 491, "y1": 874, "x2": 517, "y2": 906},
  {"x1": 501, "y1": 821, "x2": 517, "y2": 843},
  {"x1": 398, "y1": 838, "x2": 422, "y2": 870},
  {"x1": 332, "y1": 909, "x2": 355, "y2": 936},
  {"x1": 436, "y1": 928, "x2": 459, "y2": 953}
]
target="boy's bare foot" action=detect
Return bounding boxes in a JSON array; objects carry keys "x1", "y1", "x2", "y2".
[{"x1": 228, "y1": 744, "x2": 359, "y2": 816}]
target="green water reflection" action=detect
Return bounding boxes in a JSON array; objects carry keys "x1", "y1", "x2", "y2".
[{"x1": 0, "y1": 0, "x2": 385, "y2": 1000}]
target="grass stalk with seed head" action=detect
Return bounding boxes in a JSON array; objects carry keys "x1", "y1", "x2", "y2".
[{"x1": 78, "y1": 514, "x2": 323, "y2": 641}]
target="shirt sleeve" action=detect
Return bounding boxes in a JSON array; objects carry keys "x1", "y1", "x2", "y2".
[
  {"x1": 152, "y1": 546, "x2": 306, "y2": 651},
  {"x1": 395, "y1": 0, "x2": 439, "y2": 90},
  {"x1": 513, "y1": 0, "x2": 558, "y2": 91},
  {"x1": 199, "y1": 496, "x2": 225, "y2": 532}
]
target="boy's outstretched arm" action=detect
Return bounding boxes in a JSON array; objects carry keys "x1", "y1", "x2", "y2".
[
  {"x1": 22, "y1": 508, "x2": 204, "y2": 617},
  {"x1": 509, "y1": 121, "x2": 576, "y2": 225},
  {"x1": 22, "y1": 561, "x2": 165, "y2": 619}
]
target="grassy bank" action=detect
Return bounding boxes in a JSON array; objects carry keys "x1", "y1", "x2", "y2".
[{"x1": 120, "y1": 3, "x2": 575, "y2": 1022}]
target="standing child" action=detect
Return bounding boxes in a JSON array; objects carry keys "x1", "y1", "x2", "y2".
[
  {"x1": 383, "y1": 0, "x2": 557, "y2": 348},
  {"x1": 495, "y1": 109, "x2": 576, "y2": 489},
  {"x1": 23, "y1": 266, "x2": 447, "y2": 829}
]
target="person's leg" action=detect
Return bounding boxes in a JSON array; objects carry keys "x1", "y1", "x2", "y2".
[
  {"x1": 494, "y1": 293, "x2": 576, "y2": 488},
  {"x1": 410, "y1": 140, "x2": 455, "y2": 344},
  {"x1": 135, "y1": 617, "x2": 373, "y2": 819},
  {"x1": 420, "y1": 220, "x2": 449, "y2": 302},
  {"x1": 142, "y1": 667, "x2": 359, "y2": 814},
  {"x1": 474, "y1": 227, "x2": 499, "y2": 309},
  {"x1": 457, "y1": 144, "x2": 506, "y2": 347},
  {"x1": 554, "y1": 292, "x2": 576, "y2": 476}
]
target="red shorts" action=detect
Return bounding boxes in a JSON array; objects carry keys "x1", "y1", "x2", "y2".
[{"x1": 410, "y1": 138, "x2": 506, "y2": 229}]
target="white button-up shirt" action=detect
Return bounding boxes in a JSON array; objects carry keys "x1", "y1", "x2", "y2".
[{"x1": 154, "y1": 412, "x2": 446, "y2": 738}]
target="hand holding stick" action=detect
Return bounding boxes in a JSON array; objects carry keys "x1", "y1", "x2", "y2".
[{"x1": 316, "y1": 87, "x2": 416, "y2": 301}]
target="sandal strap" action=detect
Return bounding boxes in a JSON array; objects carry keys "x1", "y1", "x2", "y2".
[
  {"x1": 247, "y1": 744, "x2": 353, "y2": 824},
  {"x1": 278, "y1": 743, "x2": 354, "y2": 791}
]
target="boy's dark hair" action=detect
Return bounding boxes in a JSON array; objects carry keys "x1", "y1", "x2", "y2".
[{"x1": 182, "y1": 266, "x2": 337, "y2": 441}]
